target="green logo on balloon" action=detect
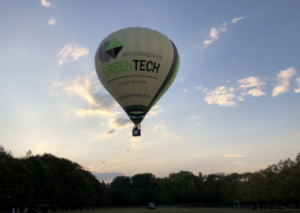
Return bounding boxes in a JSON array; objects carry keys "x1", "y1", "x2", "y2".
[{"x1": 105, "y1": 38, "x2": 123, "y2": 59}]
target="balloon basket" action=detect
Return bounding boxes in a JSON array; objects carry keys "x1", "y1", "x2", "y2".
[{"x1": 132, "y1": 124, "x2": 141, "y2": 137}]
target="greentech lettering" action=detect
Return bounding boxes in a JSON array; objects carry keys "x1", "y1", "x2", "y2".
[{"x1": 103, "y1": 60, "x2": 160, "y2": 77}]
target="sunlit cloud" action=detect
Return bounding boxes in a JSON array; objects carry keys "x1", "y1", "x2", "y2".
[
  {"x1": 223, "y1": 154, "x2": 247, "y2": 158},
  {"x1": 237, "y1": 77, "x2": 265, "y2": 89},
  {"x1": 86, "y1": 166, "x2": 99, "y2": 172},
  {"x1": 247, "y1": 88, "x2": 266, "y2": 97},
  {"x1": 237, "y1": 77, "x2": 266, "y2": 97},
  {"x1": 109, "y1": 118, "x2": 132, "y2": 129},
  {"x1": 198, "y1": 76, "x2": 268, "y2": 106},
  {"x1": 273, "y1": 67, "x2": 297, "y2": 97},
  {"x1": 233, "y1": 161, "x2": 249, "y2": 165},
  {"x1": 231, "y1": 16, "x2": 245, "y2": 24},
  {"x1": 60, "y1": 73, "x2": 120, "y2": 117},
  {"x1": 41, "y1": 0, "x2": 52, "y2": 7},
  {"x1": 57, "y1": 44, "x2": 89, "y2": 65},
  {"x1": 295, "y1": 77, "x2": 300, "y2": 93},
  {"x1": 48, "y1": 18, "x2": 56, "y2": 25},
  {"x1": 204, "y1": 86, "x2": 237, "y2": 106}
]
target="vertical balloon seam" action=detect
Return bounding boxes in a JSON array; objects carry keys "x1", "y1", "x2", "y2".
[{"x1": 148, "y1": 41, "x2": 180, "y2": 109}]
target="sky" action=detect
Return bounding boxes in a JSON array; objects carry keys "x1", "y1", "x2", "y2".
[{"x1": 1, "y1": 0, "x2": 300, "y2": 182}]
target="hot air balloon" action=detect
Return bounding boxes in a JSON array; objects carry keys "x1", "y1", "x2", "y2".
[{"x1": 95, "y1": 27, "x2": 180, "y2": 136}]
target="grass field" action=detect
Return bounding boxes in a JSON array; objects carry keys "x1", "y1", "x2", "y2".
[{"x1": 57, "y1": 207, "x2": 300, "y2": 213}]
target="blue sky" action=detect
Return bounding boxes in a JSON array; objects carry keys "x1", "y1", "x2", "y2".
[{"x1": 1, "y1": 0, "x2": 300, "y2": 182}]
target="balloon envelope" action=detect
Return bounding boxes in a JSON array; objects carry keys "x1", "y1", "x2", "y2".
[{"x1": 95, "y1": 27, "x2": 180, "y2": 124}]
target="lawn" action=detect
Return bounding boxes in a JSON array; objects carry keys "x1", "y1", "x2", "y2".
[{"x1": 57, "y1": 207, "x2": 300, "y2": 213}]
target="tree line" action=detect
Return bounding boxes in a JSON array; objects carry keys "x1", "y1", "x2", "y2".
[{"x1": 1, "y1": 147, "x2": 299, "y2": 210}]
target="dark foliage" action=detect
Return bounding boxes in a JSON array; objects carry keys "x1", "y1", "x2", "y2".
[{"x1": 1, "y1": 150, "x2": 300, "y2": 209}]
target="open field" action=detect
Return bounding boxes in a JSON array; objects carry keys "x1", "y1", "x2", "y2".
[{"x1": 57, "y1": 207, "x2": 300, "y2": 213}]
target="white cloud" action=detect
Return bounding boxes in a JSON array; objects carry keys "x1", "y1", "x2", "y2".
[
  {"x1": 223, "y1": 154, "x2": 247, "y2": 158},
  {"x1": 48, "y1": 18, "x2": 56, "y2": 25},
  {"x1": 247, "y1": 88, "x2": 266, "y2": 97},
  {"x1": 204, "y1": 86, "x2": 237, "y2": 106},
  {"x1": 237, "y1": 77, "x2": 265, "y2": 89},
  {"x1": 231, "y1": 16, "x2": 245, "y2": 24},
  {"x1": 202, "y1": 17, "x2": 244, "y2": 48},
  {"x1": 85, "y1": 166, "x2": 99, "y2": 172},
  {"x1": 57, "y1": 44, "x2": 89, "y2": 65},
  {"x1": 203, "y1": 22, "x2": 228, "y2": 48},
  {"x1": 272, "y1": 67, "x2": 297, "y2": 97},
  {"x1": 41, "y1": 0, "x2": 52, "y2": 7},
  {"x1": 237, "y1": 76, "x2": 266, "y2": 97},
  {"x1": 295, "y1": 77, "x2": 300, "y2": 93},
  {"x1": 61, "y1": 73, "x2": 120, "y2": 117},
  {"x1": 237, "y1": 96, "x2": 245, "y2": 101}
]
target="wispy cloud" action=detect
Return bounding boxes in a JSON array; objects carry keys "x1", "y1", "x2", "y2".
[
  {"x1": 273, "y1": 67, "x2": 297, "y2": 97},
  {"x1": 237, "y1": 76, "x2": 266, "y2": 97},
  {"x1": 60, "y1": 73, "x2": 120, "y2": 117},
  {"x1": 195, "y1": 66, "x2": 295, "y2": 106},
  {"x1": 148, "y1": 105, "x2": 163, "y2": 116},
  {"x1": 295, "y1": 77, "x2": 300, "y2": 93},
  {"x1": 100, "y1": 129, "x2": 116, "y2": 138},
  {"x1": 154, "y1": 125, "x2": 165, "y2": 131},
  {"x1": 41, "y1": 0, "x2": 52, "y2": 7},
  {"x1": 57, "y1": 44, "x2": 89, "y2": 65},
  {"x1": 233, "y1": 161, "x2": 249, "y2": 165},
  {"x1": 204, "y1": 86, "x2": 237, "y2": 106},
  {"x1": 109, "y1": 118, "x2": 132, "y2": 129},
  {"x1": 203, "y1": 22, "x2": 228, "y2": 48},
  {"x1": 202, "y1": 16, "x2": 245, "y2": 48},
  {"x1": 106, "y1": 130, "x2": 115, "y2": 135},
  {"x1": 48, "y1": 18, "x2": 56, "y2": 25},
  {"x1": 153, "y1": 125, "x2": 181, "y2": 138},
  {"x1": 231, "y1": 16, "x2": 245, "y2": 24},
  {"x1": 223, "y1": 154, "x2": 247, "y2": 158},
  {"x1": 237, "y1": 77, "x2": 265, "y2": 89}
]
